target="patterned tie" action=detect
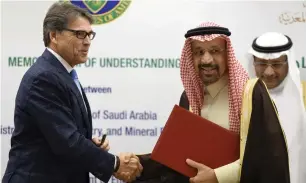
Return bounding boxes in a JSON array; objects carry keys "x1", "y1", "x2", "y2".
[{"x1": 70, "y1": 69, "x2": 87, "y2": 112}]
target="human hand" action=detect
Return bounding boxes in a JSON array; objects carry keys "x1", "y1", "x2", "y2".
[
  {"x1": 114, "y1": 153, "x2": 143, "y2": 182},
  {"x1": 92, "y1": 135, "x2": 110, "y2": 151},
  {"x1": 186, "y1": 159, "x2": 218, "y2": 183}
]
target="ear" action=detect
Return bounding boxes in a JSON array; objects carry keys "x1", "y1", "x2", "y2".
[{"x1": 49, "y1": 31, "x2": 58, "y2": 44}]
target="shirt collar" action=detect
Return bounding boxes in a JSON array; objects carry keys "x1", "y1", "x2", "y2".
[
  {"x1": 205, "y1": 74, "x2": 228, "y2": 98},
  {"x1": 47, "y1": 47, "x2": 73, "y2": 73}
]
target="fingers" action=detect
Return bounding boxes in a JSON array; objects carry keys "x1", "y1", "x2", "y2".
[
  {"x1": 92, "y1": 137, "x2": 110, "y2": 151},
  {"x1": 186, "y1": 159, "x2": 204, "y2": 170},
  {"x1": 101, "y1": 139, "x2": 110, "y2": 151},
  {"x1": 114, "y1": 172, "x2": 131, "y2": 182},
  {"x1": 189, "y1": 174, "x2": 203, "y2": 183},
  {"x1": 114, "y1": 171, "x2": 137, "y2": 182},
  {"x1": 119, "y1": 152, "x2": 134, "y2": 163},
  {"x1": 189, "y1": 177, "x2": 195, "y2": 183},
  {"x1": 116, "y1": 154, "x2": 143, "y2": 182},
  {"x1": 92, "y1": 137, "x2": 100, "y2": 145},
  {"x1": 129, "y1": 154, "x2": 141, "y2": 170},
  {"x1": 129, "y1": 158, "x2": 142, "y2": 177},
  {"x1": 189, "y1": 177, "x2": 198, "y2": 183},
  {"x1": 131, "y1": 153, "x2": 139, "y2": 159}
]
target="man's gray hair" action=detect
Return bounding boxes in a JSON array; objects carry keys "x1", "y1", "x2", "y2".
[{"x1": 43, "y1": 2, "x2": 93, "y2": 47}]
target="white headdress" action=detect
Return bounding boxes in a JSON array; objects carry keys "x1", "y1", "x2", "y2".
[{"x1": 247, "y1": 32, "x2": 306, "y2": 183}]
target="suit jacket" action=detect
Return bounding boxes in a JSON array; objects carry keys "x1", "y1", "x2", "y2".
[{"x1": 2, "y1": 49, "x2": 115, "y2": 183}]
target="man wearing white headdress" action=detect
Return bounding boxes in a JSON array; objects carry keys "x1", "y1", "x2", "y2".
[{"x1": 247, "y1": 32, "x2": 306, "y2": 183}]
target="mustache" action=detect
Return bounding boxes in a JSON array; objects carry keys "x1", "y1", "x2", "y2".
[
  {"x1": 198, "y1": 64, "x2": 219, "y2": 70},
  {"x1": 262, "y1": 76, "x2": 276, "y2": 80}
]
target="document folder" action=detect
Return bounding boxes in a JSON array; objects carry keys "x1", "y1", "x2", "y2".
[{"x1": 151, "y1": 105, "x2": 240, "y2": 177}]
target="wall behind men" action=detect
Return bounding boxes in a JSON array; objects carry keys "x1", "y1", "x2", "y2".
[{"x1": 1, "y1": 0, "x2": 305, "y2": 182}]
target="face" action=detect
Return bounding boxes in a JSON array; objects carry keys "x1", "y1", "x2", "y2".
[
  {"x1": 191, "y1": 38, "x2": 228, "y2": 85},
  {"x1": 254, "y1": 55, "x2": 288, "y2": 89},
  {"x1": 50, "y1": 16, "x2": 95, "y2": 67}
]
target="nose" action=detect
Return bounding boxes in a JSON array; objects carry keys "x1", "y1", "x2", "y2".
[
  {"x1": 263, "y1": 65, "x2": 275, "y2": 77},
  {"x1": 201, "y1": 51, "x2": 213, "y2": 64},
  {"x1": 83, "y1": 35, "x2": 91, "y2": 45}
]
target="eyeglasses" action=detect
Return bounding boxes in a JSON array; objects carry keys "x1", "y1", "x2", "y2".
[
  {"x1": 64, "y1": 28, "x2": 96, "y2": 40},
  {"x1": 253, "y1": 60, "x2": 287, "y2": 70},
  {"x1": 192, "y1": 48, "x2": 226, "y2": 57}
]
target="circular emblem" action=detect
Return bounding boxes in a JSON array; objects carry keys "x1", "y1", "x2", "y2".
[{"x1": 61, "y1": 0, "x2": 131, "y2": 25}]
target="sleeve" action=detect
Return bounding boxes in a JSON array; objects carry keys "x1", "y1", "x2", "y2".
[
  {"x1": 214, "y1": 160, "x2": 240, "y2": 183},
  {"x1": 132, "y1": 154, "x2": 189, "y2": 183},
  {"x1": 26, "y1": 72, "x2": 115, "y2": 182}
]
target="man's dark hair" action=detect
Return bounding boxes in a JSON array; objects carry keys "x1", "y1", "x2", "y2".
[{"x1": 43, "y1": 2, "x2": 93, "y2": 47}]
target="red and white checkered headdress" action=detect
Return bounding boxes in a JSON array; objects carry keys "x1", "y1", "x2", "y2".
[{"x1": 180, "y1": 22, "x2": 249, "y2": 133}]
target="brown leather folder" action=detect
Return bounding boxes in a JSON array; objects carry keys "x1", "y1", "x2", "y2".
[{"x1": 151, "y1": 105, "x2": 240, "y2": 177}]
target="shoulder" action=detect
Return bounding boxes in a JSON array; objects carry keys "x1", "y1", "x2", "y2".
[
  {"x1": 242, "y1": 78, "x2": 272, "y2": 105},
  {"x1": 243, "y1": 78, "x2": 268, "y2": 94},
  {"x1": 19, "y1": 60, "x2": 67, "y2": 100},
  {"x1": 242, "y1": 78, "x2": 278, "y2": 111},
  {"x1": 22, "y1": 55, "x2": 66, "y2": 87}
]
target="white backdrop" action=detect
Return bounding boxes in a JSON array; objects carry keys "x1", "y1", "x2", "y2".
[{"x1": 1, "y1": 1, "x2": 306, "y2": 182}]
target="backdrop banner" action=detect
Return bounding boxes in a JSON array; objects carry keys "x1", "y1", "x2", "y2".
[{"x1": 1, "y1": 1, "x2": 305, "y2": 182}]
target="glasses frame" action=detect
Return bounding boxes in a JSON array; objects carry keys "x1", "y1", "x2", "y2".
[
  {"x1": 63, "y1": 28, "x2": 96, "y2": 40},
  {"x1": 253, "y1": 60, "x2": 288, "y2": 70}
]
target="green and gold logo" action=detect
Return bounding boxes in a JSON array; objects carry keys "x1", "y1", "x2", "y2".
[{"x1": 62, "y1": 0, "x2": 131, "y2": 25}]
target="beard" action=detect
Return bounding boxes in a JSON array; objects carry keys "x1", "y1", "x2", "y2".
[{"x1": 198, "y1": 64, "x2": 221, "y2": 85}]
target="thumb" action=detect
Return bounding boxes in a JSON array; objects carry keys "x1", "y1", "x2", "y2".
[{"x1": 186, "y1": 159, "x2": 204, "y2": 170}]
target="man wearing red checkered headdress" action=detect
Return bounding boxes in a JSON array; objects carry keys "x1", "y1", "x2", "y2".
[
  {"x1": 133, "y1": 22, "x2": 288, "y2": 183},
  {"x1": 178, "y1": 22, "x2": 248, "y2": 183},
  {"x1": 179, "y1": 22, "x2": 248, "y2": 134}
]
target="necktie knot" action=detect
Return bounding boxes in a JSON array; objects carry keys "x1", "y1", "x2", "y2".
[{"x1": 70, "y1": 69, "x2": 78, "y2": 80}]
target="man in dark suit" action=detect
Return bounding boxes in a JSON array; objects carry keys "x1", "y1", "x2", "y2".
[{"x1": 2, "y1": 2, "x2": 142, "y2": 183}]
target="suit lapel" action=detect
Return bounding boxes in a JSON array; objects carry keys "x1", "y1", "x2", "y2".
[
  {"x1": 41, "y1": 49, "x2": 91, "y2": 131},
  {"x1": 67, "y1": 79, "x2": 91, "y2": 131},
  {"x1": 80, "y1": 86, "x2": 93, "y2": 137}
]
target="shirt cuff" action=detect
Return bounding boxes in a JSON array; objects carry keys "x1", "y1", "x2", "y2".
[
  {"x1": 214, "y1": 160, "x2": 240, "y2": 183},
  {"x1": 114, "y1": 155, "x2": 117, "y2": 170}
]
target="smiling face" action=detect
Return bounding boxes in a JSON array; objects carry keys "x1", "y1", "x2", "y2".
[
  {"x1": 50, "y1": 16, "x2": 94, "y2": 67},
  {"x1": 191, "y1": 38, "x2": 228, "y2": 85},
  {"x1": 253, "y1": 55, "x2": 288, "y2": 89}
]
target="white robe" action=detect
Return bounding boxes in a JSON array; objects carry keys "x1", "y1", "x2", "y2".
[
  {"x1": 268, "y1": 76, "x2": 306, "y2": 183},
  {"x1": 247, "y1": 32, "x2": 306, "y2": 183}
]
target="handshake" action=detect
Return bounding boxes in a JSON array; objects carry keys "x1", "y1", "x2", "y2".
[
  {"x1": 114, "y1": 152, "x2": 143, "y2": 182},
  {"x1": 92, "y1": 137, "x2": 143, "y2": 182}
]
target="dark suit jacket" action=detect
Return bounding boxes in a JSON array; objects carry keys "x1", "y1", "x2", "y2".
[{"x1": 2, "y1": 49, "x2": 115, "y2": 183}]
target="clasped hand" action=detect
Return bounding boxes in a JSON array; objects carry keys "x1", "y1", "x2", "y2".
[
  {"x1": 114, "y1": 153, "x2": 143, "y2": 182},
  {"x1": 92, "y1": 137, "x2": 143, "y2": 182}
]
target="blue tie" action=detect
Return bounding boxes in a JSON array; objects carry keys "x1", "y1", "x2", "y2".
[
  {"x1": 70, "y1": 69, "x2": 87, "y2": 112},
  {"x1": 70, "y1": 69, "x2": 82, "y2": 95}
]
